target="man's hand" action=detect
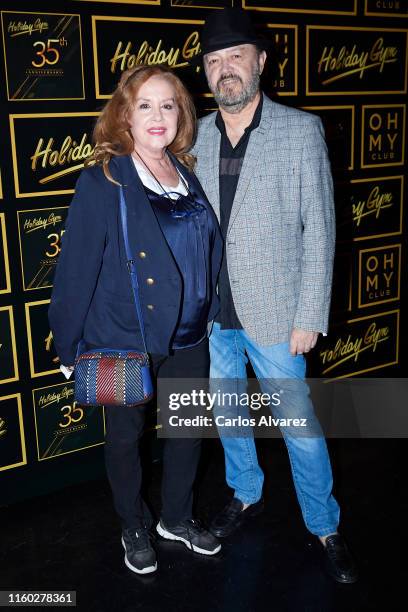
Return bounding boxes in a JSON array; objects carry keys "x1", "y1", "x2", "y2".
[{"x1": 289, "y1": 328, "x2": 319, "y2": 355}]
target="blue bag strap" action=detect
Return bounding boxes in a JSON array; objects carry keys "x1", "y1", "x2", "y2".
[{"x1": 119, "y1": 185, "x2": 148, "y2": 355}]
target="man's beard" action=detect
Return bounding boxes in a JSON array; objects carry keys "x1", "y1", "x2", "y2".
[{"x1": 211, "y1": 66, "x2": 260, "y2": 114}]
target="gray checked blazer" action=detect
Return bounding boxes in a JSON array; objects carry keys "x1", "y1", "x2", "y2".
[{"x1": 191, "y1": 94, "x2": 336, "y2": 346}]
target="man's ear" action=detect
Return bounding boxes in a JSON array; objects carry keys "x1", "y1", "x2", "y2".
[{"x1": 259, "y1": 50, "x2": 267, "y2": 75}]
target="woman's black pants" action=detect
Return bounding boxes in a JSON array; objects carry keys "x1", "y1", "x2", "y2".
[{"x1": 103, "y1": 338, "x2": 209, "y2": 530}]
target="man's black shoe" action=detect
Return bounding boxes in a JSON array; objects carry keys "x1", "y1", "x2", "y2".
[
  {"x1": 156, "y1": 518, "x2": 221, "y2": 555},
  {"x1": 209, "y1": 497, "x2": 264, "y2": 538},
  {"x1": 121, "y1": 527, "x2": 157, "y2": 574},
  {"x1": 321, "y1": 534, "x2": 358, "y2": 584}
]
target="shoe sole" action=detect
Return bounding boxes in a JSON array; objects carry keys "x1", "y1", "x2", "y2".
[
  {"x1": 210, "y1": 501, "x2": 265, "y2": 538},
  {"x1": 331, "y1": 574, "x2": 358, "y2": 584},
  {"x1": 325, "y1": 564, "x2": 358, "y2": 584},
  {"x1": 156, "y1": 523, "x2": 221, "y2": 556},
  {"x1": 121, "y1": 537, "x2": 157, "y2": 574}
]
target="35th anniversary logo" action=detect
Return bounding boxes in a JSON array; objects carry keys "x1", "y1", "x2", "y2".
[
  {"x1": 17, "y1": 207, "x2": 69, "y2": 290},
  {"x1": 1, "y1": 11, "x2": 84, "y2": 101},
  {"x1": 307, "y1": 27, "x2": 407, "y2": 95},
  {"x1": 32, "y1": 381, "x2": 105, "y2": 461},
  {"x1": 9, "y1": 112, "x2": 99, "y2": 198}
]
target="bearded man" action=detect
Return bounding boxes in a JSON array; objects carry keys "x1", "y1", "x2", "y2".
[{"x1": 191, "y1": 8, "x2": 358, "y2": 584}]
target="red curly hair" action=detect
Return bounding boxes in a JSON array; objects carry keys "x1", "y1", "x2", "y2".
[{"x1": 87, "y1": 64, "x2": 196, "y2": 182}]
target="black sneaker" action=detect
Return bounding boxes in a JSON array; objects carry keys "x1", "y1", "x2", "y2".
[
  {"x1": 121, "y1": 527, "x2": 157, "y2": 574},
  {"x1": 156, "y1": 518, "x2": 221, "y2": 555},
  {"x1": 210, "y1": 496, "x2": 264, "y2": 538},
  {"x1": 320, "y1": 534, "x2": 358, "y2": 584}
]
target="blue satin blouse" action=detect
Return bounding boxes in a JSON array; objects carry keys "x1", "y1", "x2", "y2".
[{"x1": 145, "y1": 182, "x2": 216, "y2": 349}]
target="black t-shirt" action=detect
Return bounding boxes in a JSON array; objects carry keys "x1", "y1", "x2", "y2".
[{"x1": 214, "y1": 96, "x2": 263, "y2": 329}]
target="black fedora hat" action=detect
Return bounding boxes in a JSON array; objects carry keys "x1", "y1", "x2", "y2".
[{"x1": 191, "y1": 8, "x2": 270, "y2": 65}]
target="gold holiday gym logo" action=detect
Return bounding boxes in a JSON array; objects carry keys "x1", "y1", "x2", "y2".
[
  {"x1": 23, "y1": 212, "x2": 64, "y2": 232},
  {"x1": 92, "y1": 16, "x2": 204, "y2": 99},
  {"x1": 353, "y1": 185, "x2": 393, "y2": 227},
  {"x1": 320, "y1": 323, "x2": 390, "y2": 372},
  {"x1": 317, "y1": 39, "x2": 397, "y2": 84},
  {"x1": 6, "y1": 17, "x2": 48, "y2": 36},
  {"x1": 307, "y1": 27, "x2": 408, "y2": 95},
  {"x1": 349, "y1": 176, "x2": 404, "y2": 241},
  {"x1": 9, "y1": 112, "x2": 98, "y2": 197},
  {"x1": 109, "y1": 32, "x2": 200, "y2": 72},
  {"x1": 29, "y1": 132, "x2": 93, "y2": 185},
  {"x1": 38, "y1": 386, "x2": 74, "y2": 409},
  {"x1": 318, "y1": 310, "x2": 399, "y2": 378}
]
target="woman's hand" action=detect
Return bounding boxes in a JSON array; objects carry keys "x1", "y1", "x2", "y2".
[{"x1": 60, "y1": 364, "x2": 75, "y2": 379}]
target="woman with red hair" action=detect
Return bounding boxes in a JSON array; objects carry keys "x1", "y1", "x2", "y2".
[{"x1": 49, "y1": 65, "x2": 223, "y2": 574}]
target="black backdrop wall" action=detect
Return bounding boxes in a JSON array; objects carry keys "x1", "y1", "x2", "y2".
[{"x1": 0, "y1": 0, "x2": 407, "y2": 505}]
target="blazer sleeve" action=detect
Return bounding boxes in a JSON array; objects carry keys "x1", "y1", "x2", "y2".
[
  {"x1": 293, "y1": 116, "x2": 336, "y2": 334},
  {"x1": 48, "y1": 169, "x2": 108, "y2": 365}
]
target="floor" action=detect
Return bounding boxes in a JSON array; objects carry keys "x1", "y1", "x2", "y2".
[{"x1": 1, "y1": 438, "x2": 406, "y2": 612}]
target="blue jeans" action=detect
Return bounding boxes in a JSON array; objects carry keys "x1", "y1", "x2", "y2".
[{"x1": 209, "y1": 322, "x2": 340, "y2": 536}]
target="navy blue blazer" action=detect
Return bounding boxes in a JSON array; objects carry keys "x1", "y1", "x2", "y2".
[{"x1": 48, "y1": 153, "x2": 223, "y2": 365}]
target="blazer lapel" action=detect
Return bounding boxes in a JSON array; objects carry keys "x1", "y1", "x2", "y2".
[
  {"x1": 209, "y1": 127, "x2": 221, "y2": 220},
  {"x1": 227, "y1": 96, "x2": 275, "y2": 235},
  {"x1": 195, "y1": 120, "x2": 221, "y2": 220}
]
